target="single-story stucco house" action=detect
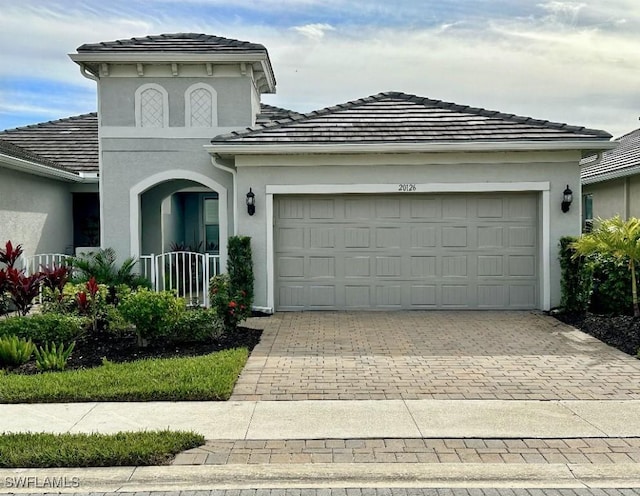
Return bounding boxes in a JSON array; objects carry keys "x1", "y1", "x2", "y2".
[
  {"x1": 0, "y1": 33, "x2": 615, "y2": 312},
  {"x1": 581, "y1": 128, "x2": 640, "y2": 230}
]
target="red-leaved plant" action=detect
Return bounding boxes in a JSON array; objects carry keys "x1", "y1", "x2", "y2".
[
  {"x1": 76, "y1": 277, "x2": 100, "y2": 331},
  {"x1": 5, "y1": 267, "x2": 45, "y2": 316},
  {"x1": 0, "y1": 241, "x2": 23, "y2": 268}
]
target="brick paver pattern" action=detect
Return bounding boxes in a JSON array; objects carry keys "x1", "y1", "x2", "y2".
[
  {"x1": 172, "y1": 437, "x2": 640, "y2": 466},
  {"x1": 233, "y1": 312, "x2": 640, "y2": 400}
]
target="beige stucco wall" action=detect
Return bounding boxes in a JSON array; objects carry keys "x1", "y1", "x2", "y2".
[
  {"x1": 233, "y1": 150, "x2": 583, "y2": 310},
  {"x1": 0, "y1": 166, "x2": 73, "y2": 258},
  {"x1": 583, "y1": 178, "x2": 628, "y2": 220}
]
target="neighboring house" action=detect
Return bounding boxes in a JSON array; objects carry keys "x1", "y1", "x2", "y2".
[
  {"x1": 581, "y1": 128, "x2": 640, "y2": 229},
  {"x1": 0, "y1": 33, "x2": 615, "y2": 311}
]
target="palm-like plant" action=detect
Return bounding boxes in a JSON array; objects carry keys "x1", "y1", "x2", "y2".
[{"x1": 572, "y1": 216, "x2": 640, "y2": 317}]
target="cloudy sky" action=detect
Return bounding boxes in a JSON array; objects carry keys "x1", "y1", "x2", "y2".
[{"x1": 0, "y1": 0, "x2": 638, "y2": 137}]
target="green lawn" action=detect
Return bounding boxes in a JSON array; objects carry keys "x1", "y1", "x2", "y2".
[
  {"x1": 0, "y1": 348, "x2": 248, "y2": 403},
  {"x1": 0, "y1": 430, "x2": 204, "y2": 468}
]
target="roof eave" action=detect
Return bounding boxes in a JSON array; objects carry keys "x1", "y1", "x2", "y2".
[
  {"x1": 0, "y1": 154, "x2": 85, "y2": 182},
  {"x1": 69, "y1": 52, "x2": 276, "y2": 93},
  {"x1": 205, "y1": 140, "x2": 617, "y2": 157},
  {"x1": 582, "y1": 164, "x2": 640, "y2": 185}
]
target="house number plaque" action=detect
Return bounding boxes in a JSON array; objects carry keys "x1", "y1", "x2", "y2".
[{"x1": 398, "y1": 183, "x2": 417, "y2": 192}]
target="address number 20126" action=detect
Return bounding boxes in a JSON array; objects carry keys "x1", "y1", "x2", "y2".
[{"x1": 398, "y1": 183, "x2": 417, "y2": 192}]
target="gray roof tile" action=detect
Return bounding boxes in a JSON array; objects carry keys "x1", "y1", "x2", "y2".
[
  {"x1": 212, "y1": 92, "x2": 612, "y2": 145},
  {"x1": 77, "y1": 33, "x2": 268, "y2": 54},
  {"x1": 0, "y1": 113, "x2": 98, "y2": 173},
  {"x1": 581, "y1": 128, "x2": 640, "y2": 182},
  {"x1": 0, "y1": 139, "x2": 67, "y2": 171}
]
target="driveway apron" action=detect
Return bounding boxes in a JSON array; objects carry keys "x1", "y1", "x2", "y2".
[{"x1": 233, "y1": 311, "x2": 640, "y2": 401}]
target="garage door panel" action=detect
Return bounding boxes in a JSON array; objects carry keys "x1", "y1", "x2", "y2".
[
  {"x1": 442, "y1": 226, "x2": 468, "y2": 247},
  {"x1": 345, "y1": 286, "x2": 371, "y2": 308},
  {"x1": 509, "y1": 226, "x2": 536, "y2": 247},
  {"x1": 411, "y1": 226, "x2": 437, "y2": 247},
  {"x1": 309, "y1": 257, "x2": 335, "y2": 278},
  {"x1": 345, "y1": 228, "x2": 371, "y2": 248},
  {"x1": 509, "y1": 284, "x2": 536, "y2": 308},
  {"x1": 411, "y1": 256, "x2": 437, "y2": 277},
  {"x1": 410, "y1": 285, "x2": 437, "y2": 306},
  {"x1": 477, "y1": 255, "x2": 503, "y2": 277},
  {"x1": 442, "y1": 285, "x2": 469, "y2": 306},
  {"x1": 278, "y1": 257, "x2": 305, "y2": 277},
  {"x1": 345, "y1": 256, "x2": 371, "y2": 277},
  {"x1": 442, "y1": 256, "x2": 467, "y2": 277},
  {"x1": 310, "y1": 228, "x2": 336, "y2": 248},
  {"x1": 477, "y1": 198, "x2": 504, "y2": 218},
  {"x1": 478, "y1": 226, "x2": 503, "y2": 248},
  {"x1": 376, "y1": 285, "x2": 402, "y2": 307},
  {"x1": 275, "y1": 193, "x2": 538, "y2": 310}
]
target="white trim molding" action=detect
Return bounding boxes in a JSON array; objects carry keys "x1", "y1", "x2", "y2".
[
  {"x1": 265, "y1": 181, "x2": 552, "y2": 313},
  {"x1": 134, "y1": 83, "x2": 169, "y2": 128},
  {"x1": 0, "y1": 154, "x2": 84, "y2": 182},
  {"x1": 129, "y1": 170, "x2": 228, "y2": 270},
  {"x1": 185, "y1": 83, "x2": 218, "y2": 128},
  {"x1": 207, "y1": 140, "x2": 616, "y2": 156}
]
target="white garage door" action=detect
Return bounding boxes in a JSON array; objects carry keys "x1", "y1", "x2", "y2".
[{"x1": 275, "y1": 193, "x2": 539, "y2": 310}]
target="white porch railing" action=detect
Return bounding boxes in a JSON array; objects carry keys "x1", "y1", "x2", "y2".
[
  {"x1": 21, "y1": 253, "x2": 71, "y2": 275},
  {"x1": 139, "y1": 252, "x2": 221, "y2": 307}
]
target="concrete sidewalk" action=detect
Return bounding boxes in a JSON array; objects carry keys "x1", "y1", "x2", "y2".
[
  {"x1": 2, "y1": 399, "x2": 640, "y2": 492},
  {"x1": 1, "y1": 399, "x2": 640, "y2": 438}
]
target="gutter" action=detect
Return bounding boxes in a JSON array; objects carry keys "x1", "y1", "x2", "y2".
[
  {"x1": 0, "y1": 154, "x2": 85, "y2": 182},
  {"x1": 210, "y1": 155, "x2": 237, "y2": 235},
  {"x1": 582, "y1": 163, "x2": 640, "y2": 185},
  {"x1": 205, "y1": 139, "x2": 616, "y2": 156}
]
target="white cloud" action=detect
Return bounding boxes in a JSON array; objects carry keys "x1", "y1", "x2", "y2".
[
  {"x1": 292, "y1": 23, "x2": 336, "y2": 41},
  {"x1": 0, "y1": 1, "x2": 639, "y2": 137}
]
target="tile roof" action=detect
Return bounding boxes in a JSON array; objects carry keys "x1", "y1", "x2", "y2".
[
  {"x1": 0, "y1": 139, "x2": 66, "y2": 170},
  {"x1": 256, "y1": 104, "x2": 303, "y2": 125},
  {"x1": 77, "y1": 33, "x2": 268, "y2": 54},
  {"x1": 212, "y1": 92, "x2": 613, "y2": 145},
  {"x1": 581, "y1": 128, "x2": 640, "y2": 183},
  {"x1": 0, "y1": 113, "x2": 98, "y2": 174}
]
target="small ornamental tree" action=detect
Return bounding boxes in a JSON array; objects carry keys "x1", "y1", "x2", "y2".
[
  {"x1": 209, "y1": 236, "x2": 253, "y2": 332},
  {"x1": 572, "y1": 216, "x2": 640, "y2": 317}
]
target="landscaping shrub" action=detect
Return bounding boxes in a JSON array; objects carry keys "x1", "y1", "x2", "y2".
[
  {"x1": 210, "y1": 235, "x2": 253, "y2": 332},
  {"x1": 72, "y1": 248, "x2": 150, "y2": 289},
  {"x1": 0, "y1": 336, "x2": 35, "y2": 368},
  {"x1": 0, "y1": 241, "x2": 45, "y2": 316},
  {"x1": 559, "y1": 236, "x2": 592, "y2": 314},
  {"x1": 119, "y1": 289, "x2": 185, "y2": 346},
  {"x1": 171, "y1": 307, "x2": 223, "y2": 343},
  {"x1": 589, "y1": 252, "x2": 636, "y2": 315},
  {"x1": 0, "y1": 314, "x2": 86, "y2": 346},
  {"x1": 34, "y1": 341, "x2": 76, "y2": 371}
]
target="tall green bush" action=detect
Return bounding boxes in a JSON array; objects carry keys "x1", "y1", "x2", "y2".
[
  {"x1": 209, "y1": 236, "x2": 253, "y2": 332},
  {"x1": 559, "y1": 236, "x2": 592, "y2": 313},
  {"x1": 119, "y1": 289, "x2": 185, "y2": 346}
]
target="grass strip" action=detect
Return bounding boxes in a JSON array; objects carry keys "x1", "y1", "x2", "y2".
[
  {"x1": 0, "y1": 348, "x2": 248, "y2": 403},
  {"x1": 0, "y1": 430, "x2": 204, "y2": 468}
]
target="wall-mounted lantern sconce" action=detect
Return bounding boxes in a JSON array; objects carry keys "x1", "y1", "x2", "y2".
[
  {"x1": 561, "y1": 185, "x2": 573, "y2": 213},
  {"x1": 246, "y1": 188, "x2": 256, "y2": 216}
]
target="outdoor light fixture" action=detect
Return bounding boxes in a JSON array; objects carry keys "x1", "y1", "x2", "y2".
[
  {"x1": 246, "y1": 188, "x2": 256, "y2": 216},
  {"x1": 561, "y1": 185, "x2": 573, "y2": 213}
]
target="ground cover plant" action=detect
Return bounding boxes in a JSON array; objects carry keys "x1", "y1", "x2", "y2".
[
  {"x1": 0, "y1": 430, "x2": 204, "y2": 468},
  {"x1": 557, "y1": 218, "x2": 640, "y2": 357},
  {"x1": 0, "y1": 238, "x2": 260, "y2": 402}
]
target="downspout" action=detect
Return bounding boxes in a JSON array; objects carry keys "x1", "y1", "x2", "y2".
[{"x1": 211, "y1": 154, "x2": 237, "y2": 235}]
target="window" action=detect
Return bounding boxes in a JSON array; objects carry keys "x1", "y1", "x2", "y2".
[
  {"x1": 135, "y1": 83, "x2": 169, "y2": 128},
  {"x1": 583, "y1": 194, "x2": 593, "y2": 233},
  {"x1": 204, "y1": 197, "x2": 219, "y2": 254},
  {"x1": 185, "y1": 83, "x2": 217, "y2": 127}
]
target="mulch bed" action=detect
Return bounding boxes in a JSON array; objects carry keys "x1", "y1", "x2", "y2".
[
  {"x1": 7, "y1": 326, "x2": 262, "y2": 375},
  {"x1": 554, "y1": 312, "x2": 640, "y2": 356}
]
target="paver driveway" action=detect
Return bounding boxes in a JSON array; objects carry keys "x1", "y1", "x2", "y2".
[{"x1": 233, "y1": 311, "x2": 640, "y2": 401}]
